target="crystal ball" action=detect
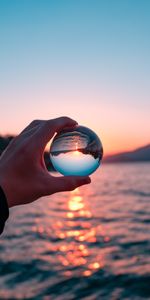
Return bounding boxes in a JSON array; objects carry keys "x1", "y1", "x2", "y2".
[{"x1": 50, "y1": 125, "x2": 103, "y2": 176}]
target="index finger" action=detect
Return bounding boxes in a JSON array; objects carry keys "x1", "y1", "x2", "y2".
[{"x1": 34, "y1": 116, "x2": 78, "y2": 152}]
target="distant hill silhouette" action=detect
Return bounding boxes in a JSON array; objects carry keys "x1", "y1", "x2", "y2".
[
  {"x1": 104, "y1": 144, "x2": 150, "y2": 163},
  {"x1": 0, "y1": 135, "x2": 150, "y2": 166}
]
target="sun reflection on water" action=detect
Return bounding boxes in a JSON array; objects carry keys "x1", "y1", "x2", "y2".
[
  {"x1": 33, "y1": 186, "x2": 111, "y2": 279},
  {"x1": 53, "y1": 188, "x2": 106, "y2": 277}
]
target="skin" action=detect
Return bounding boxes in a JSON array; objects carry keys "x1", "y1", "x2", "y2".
[{"x1": 0, "y1": 117, "x2": 91, "y2": 208}]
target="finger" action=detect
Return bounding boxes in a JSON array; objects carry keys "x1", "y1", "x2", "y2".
[
  {"x1": 14, "y1": 120, "x2": 44, "y2": 148},
  {"x1": 20, "y1": 120, "x2": 43, "y2": 135},
  {"x1": 45, "y1": 175, "x2": 91, "y2": 194},
  {"x1": 35, "y1": 116, "x2": 78, "y2": 151}
]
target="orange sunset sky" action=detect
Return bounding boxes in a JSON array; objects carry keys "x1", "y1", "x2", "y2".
[{"x1": 0, "y1": 1, "x2": 150, "y2": 155}]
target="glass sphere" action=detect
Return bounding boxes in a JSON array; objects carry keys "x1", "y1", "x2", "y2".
[{"x1": 50, "y1": 125, "x2": 103, "y2": 176}]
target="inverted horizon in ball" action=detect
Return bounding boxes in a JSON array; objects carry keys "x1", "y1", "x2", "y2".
[{"x1": 50, "y1": 125, "x2": 103, "y2": 176}]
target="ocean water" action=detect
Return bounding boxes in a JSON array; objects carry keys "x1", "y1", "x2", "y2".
[{"x1": 0, "y1": 163, "x2": 150, "y2": 300}]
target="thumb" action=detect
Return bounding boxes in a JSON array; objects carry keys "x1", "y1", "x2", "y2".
[{"x1": 46, "y1": 175, "x2": 91, "y2": 194}]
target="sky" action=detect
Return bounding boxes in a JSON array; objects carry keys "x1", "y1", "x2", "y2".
[{"x1": 0, "y1": 0, "x2": 150, "y2": 155}]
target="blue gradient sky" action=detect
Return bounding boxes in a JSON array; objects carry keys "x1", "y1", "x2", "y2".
[{"x1": 0, "y1": 0, "x2": 150, "y2": 154}]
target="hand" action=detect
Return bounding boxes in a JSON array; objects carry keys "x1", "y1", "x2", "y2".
[{"x1": 0, "y1": 117, "x2": 91, "y2": 208}]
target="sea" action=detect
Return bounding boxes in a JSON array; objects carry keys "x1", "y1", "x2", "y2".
[{"x1": 0, "y1": 163, "x2": 150, "y2": 300}]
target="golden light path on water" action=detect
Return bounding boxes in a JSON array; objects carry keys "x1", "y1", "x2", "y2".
[{"x1": 51, "y1": 187, "x2": 110, "y2": 278}]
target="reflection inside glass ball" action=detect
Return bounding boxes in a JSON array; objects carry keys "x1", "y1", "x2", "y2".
[{"x1": 50, "y1": 125, "x2": 103, "y2": 176}]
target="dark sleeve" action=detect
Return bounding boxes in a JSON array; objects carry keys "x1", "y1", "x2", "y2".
[{"x1": 0, "y1": 186, "x2": 9, "y2": 235}]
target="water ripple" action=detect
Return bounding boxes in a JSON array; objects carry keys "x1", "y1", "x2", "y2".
[{"x1": 0, "y1": 163, "x2": 150, "y2": 299}]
